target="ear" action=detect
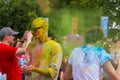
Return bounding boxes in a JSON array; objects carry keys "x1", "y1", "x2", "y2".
[{"x1": 4, "y1": 34, "x2": 10, "y2": 39}]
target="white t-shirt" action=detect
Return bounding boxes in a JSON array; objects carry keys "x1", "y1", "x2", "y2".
[{"x1": 68, "y1": 46, "x2": 111, "y2": 80}]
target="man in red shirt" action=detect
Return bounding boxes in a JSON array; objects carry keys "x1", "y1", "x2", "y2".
[{"x1": 0, "y1": 27, "x2": 32, "y2": 80}]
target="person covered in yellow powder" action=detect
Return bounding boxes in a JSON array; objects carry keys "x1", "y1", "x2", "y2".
[{"x1": 24, "y1": 17, "x2": 63, "y2": 80}]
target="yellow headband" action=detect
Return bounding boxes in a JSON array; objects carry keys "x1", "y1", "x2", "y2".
[{"x1": 31, "y1": 17, "x2": 48, "y2": 31}]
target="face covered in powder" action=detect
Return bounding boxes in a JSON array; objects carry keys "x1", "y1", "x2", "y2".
[{"x1": 31, "y1": 17, "x2": 49, "y2": 43}]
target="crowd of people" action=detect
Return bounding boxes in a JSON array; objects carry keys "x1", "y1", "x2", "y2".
[{"x1": 0, "y1": 17, "x2": 120, "y2": 80}]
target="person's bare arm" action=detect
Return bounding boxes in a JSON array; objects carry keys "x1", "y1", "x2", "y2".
[
  {"x1": 102, "y1": 60, "x2": 120, "y2": 80},
  {"x1": 63, "y1": 64, "x2": 72, "y2": 80},
  {"x1": 15, "y1": 31, "x2": 33, "y2": 56},
  {"x1": 116, "y1": 57, "x2": 120, "y2": 77}
]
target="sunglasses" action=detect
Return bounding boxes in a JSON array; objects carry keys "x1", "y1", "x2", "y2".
[{"x1": 31, "y1": 27, "x2": 43, "y2": 32}]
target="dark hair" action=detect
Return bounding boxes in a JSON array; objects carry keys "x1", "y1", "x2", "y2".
[{"x1": 84, "y1": 26, "x2": 105, "y2": 44}]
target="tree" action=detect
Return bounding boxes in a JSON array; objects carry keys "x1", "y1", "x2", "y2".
[
  {"x1": 101, "y1": 0, "x2": 120, "y2": 26},
  {"x1": 101, "y1": 0, "x2": 120, "y2": 38},
  {"x1": 49, "y1": 0, "x2": 102, "y2": 10},
  {"x1": 0, "y1": 0, "x2": 42, "y2": 37}
]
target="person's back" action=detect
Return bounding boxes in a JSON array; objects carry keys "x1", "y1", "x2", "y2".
[{"x1": 68, "y1": 45, "x2": 110, "y2": 80}]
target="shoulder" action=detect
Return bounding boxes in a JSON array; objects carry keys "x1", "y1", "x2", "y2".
[
  {"x1": 85, "y1": 46, "x2": 106, "y2": 53},
  {"x1": 71, "y1": 47, "x2": 83, "y2": 56},
  {"x1": 1, "y1": 43, "x2": 17, "y2": 50},
  {"x1": 46, "y1": 40, "x2": 61, "y2": 47},
  {"x1": 0, "y1": 44, "x2": 18, "y2": 57}
]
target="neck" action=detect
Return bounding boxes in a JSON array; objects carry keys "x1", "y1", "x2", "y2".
[{"x1": 1, "y1": 40, "x2": 9, "y2": 45}]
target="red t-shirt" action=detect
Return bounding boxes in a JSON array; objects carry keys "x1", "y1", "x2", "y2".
[{"x1": 0, "y1": 43, "x2": 22, "y2": 80}]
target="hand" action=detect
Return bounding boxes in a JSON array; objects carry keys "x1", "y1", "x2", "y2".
[
  {"x1": 22, "y1": 66, "x2": 32, "y2": 75},
  {"x1": 22, "y1": 65, "x2": 35, "y2": 74},
  {"x1": 22, "y1": 31, "x2": 30, "y2": 42},
  {"x1": 26, "y1": 31, "x2": 33, "y2": 41},
  {"x1": 28, "y1": 65, "x2": 36, "y2": 71}
]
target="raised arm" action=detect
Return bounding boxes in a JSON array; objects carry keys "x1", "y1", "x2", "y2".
[{"x1": 15, "y1": 31, "x2": 33, "y2": 56}]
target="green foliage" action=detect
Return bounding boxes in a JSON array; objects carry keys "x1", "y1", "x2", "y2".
[
  {"x1": 108, "y1": 29, "x2": 120, "y2": 39},
  {"x1": 101, "y1": 0, "x2": 120, "y2": 26},
  {"x1": 49, "y1": 0, "x2": 70, "y2": 10},
  {"x1": 101, "y1": 0, "x2": 120, "y2": 38},
  {"x1": 70, "y1": 0, "x2": 102, "y2": 9},
  {"x1": 0, "y1": 0, "x2": 42, "y2": 37},
  {"x1": 49, "y1": 0, "x2": 102, "y2": 10}
]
